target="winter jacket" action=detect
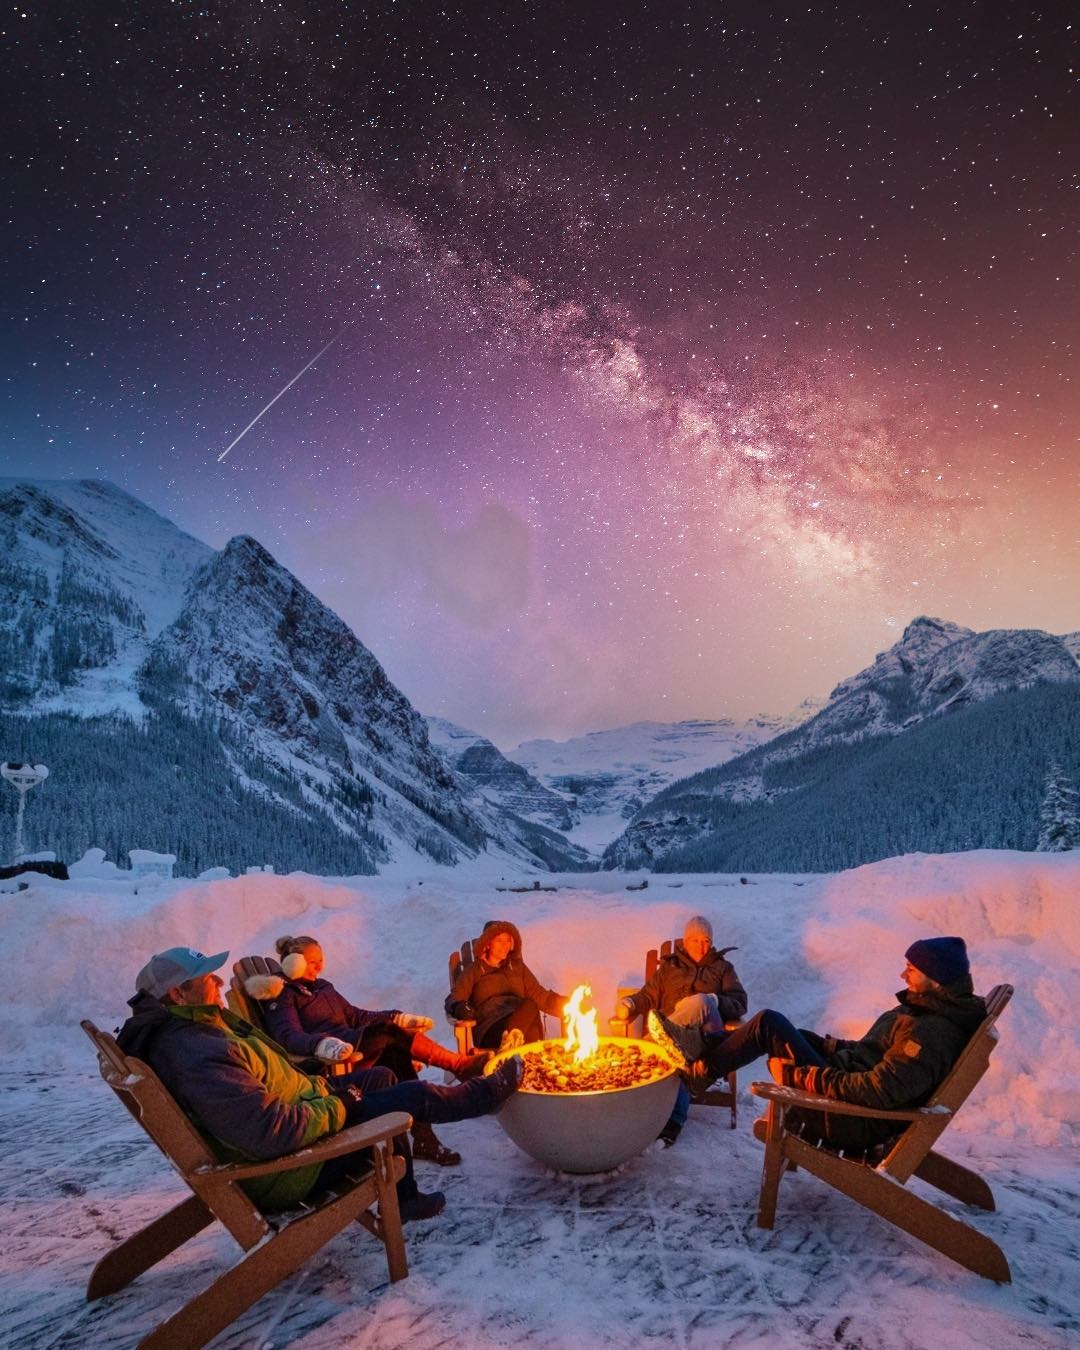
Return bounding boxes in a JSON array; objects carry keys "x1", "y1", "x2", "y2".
[
  {"x1": 261, "y1": 977, "x2": 399, "y2": 1058},
  {"x1": 624, "y1": 941, "x2": 748, "y2": 1024},
  {"x1": 444, "y1": 920, "x2": 565, "y2": 1045},
  {"x1": 788, "y1": 978, "x2": 987, "y2": 1154},
  {"x1": 117, "y1": 991, "x2": 346, "y2": 1209}
]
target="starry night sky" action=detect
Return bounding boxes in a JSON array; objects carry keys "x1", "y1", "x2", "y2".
[{"x1": 4, "y1": 2, "x2": 1077, "y2": 744}]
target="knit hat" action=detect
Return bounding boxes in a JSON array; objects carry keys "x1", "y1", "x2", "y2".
[
  {"x1": 904, "y1": 936, "x2": 969, "y2": 987},
  {"x1": 683, "y1": 915, "x2": 713, "y2": 945},
  {"x1": 135, "y1": 946, "x2": 229, "y2": 999}
]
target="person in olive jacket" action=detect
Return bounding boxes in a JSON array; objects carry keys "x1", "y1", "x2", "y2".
[
  {"x1": 650, "y1": 935, "x2": 986, "y2": 1155},
  {"x1": 117, "y1": 946, "x2": 525, "y2": 1223},
  {"x1": 615, "y1": 914, "x2": 748, "y2": 1147},
  {"x1": 445, "y1": 919, "x2": 567, "y2": 1049}
]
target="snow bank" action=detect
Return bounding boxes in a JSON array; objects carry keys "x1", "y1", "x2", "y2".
[
  {"x1": 805, "y1": 850, "x2": 1080, "y2": 1145},
  {"x1": 3, "y1": 849, "x2": 1076, "y2": 1145}
]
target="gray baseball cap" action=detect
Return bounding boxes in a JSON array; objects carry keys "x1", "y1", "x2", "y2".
[{"x1": 135, "y1": 946, "x2": 229, "y2": 998}]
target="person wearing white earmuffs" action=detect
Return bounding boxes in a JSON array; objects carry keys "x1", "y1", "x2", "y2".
[{"x1": 248, "y1": 934, "x2": 489, "y2": 1166}]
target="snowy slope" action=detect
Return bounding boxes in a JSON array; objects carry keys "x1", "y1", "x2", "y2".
[
  {"x1": 511, "y1": 708, "x2": 821, "y2": 850},
  {"x1": 0, "y1": 479, "x2": 211, "y2": 716},
  {"x1": 1, "y1": 849, "x2": 1076, "y2": 1348},
  {"x1": 0, "y1": 480, "x2": 581, "y2": 873},
  {"x1": 605, "y1": 617, "x2": 1080, "y2": 869}
]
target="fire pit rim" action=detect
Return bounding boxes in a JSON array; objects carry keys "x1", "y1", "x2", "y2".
[{"x1": 483, "y1": 1034, "x2": 681, "y2": 1098}]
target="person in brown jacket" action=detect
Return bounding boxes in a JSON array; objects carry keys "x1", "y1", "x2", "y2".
[{"x1": 445, "y1": 919, "x2": 567, "y2": 1049}]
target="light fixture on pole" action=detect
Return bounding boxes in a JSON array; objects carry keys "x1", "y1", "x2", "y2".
[{"x1": 1, "y1": 762, "x2": 49, "y2": 864}]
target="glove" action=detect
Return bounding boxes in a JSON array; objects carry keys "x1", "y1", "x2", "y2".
[
  {"x1": 446, "y1": 1001, "x2": 473, "y2": 1022},
  {"x1": 314, "y1": 1036, "x2": 354, "y2": 1063},
  {"x1": 615, "y1": 997, "x2": 635, "y2": 1021},
  {"x1": 392, "y1": 1011, "x2": 434, "y2": 1032}
]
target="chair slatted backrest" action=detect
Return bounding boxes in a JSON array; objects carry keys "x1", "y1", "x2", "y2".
[
  {"x1": 881, "y1": 983, "x2": 1013, "y2": 1184},
  {"x1": 644, "y1": 940, "x2": 673, "y2": 985},
  {"x1": 448, "y1": 939, "x2": 478, "y2": 990},
  {"x1": 228, "y1": 955, "x2": 285, "y2": 1033},
  {"x1": 82, "y1": 1020, "x2": 270, "y2": 1247}
]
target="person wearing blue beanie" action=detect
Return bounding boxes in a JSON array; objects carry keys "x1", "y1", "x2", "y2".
[
  {"x1": 904, "y1": 936, "x2": 969, "y2": 988},
  {"x1": 649, "y1": 935, "x2": 987, "y2": 1155}
]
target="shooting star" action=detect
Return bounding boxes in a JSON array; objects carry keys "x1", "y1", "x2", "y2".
[{"x1": 217, "y1": 323, "x2": 353, "y2": 461}]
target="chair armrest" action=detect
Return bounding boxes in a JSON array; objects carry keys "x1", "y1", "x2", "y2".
[
  {"x1": 448, "y1": 1017, "x2": 476, "y2": 1029},
  {"x1": 191, "y1": 1111, "x2": 414, "y2": 1181},
  {"x1": 749, "y1": 1082, "x2": 949, "y2": 1123},
  {"x1": 608, "y1": 1016, "x2": 631, "y2": 1036}
]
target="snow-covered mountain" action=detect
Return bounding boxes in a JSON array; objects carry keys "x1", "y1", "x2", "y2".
[
  {"x1": 509, "y1": 711, "x2": 820, "y2": 850},
  {"x1": 424, "y1": 718, "x2": 591, "y2": 869},
  {"x1": 605, "y1": 616, "x2": 1080, "y2": 871},
  {"x1": 0, "y1": 480, "x2": 581, "y2": 873}
]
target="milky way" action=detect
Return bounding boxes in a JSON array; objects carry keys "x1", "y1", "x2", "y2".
[{"x1": 4, "y1": 3, "x2": 1077, "y2": 742}]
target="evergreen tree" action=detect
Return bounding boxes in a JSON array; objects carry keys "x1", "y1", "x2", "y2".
[{"x1": 1036, "y1": 761, "x2": 1080, "y2": 852}]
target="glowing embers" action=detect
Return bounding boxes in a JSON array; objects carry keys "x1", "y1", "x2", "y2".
[
  {"x1": 516, "y1": 1035, "x2": 675, "y2": 1094},
  {"x1": 510, "y1": 985, "x2": 671, "y2": 1093}
]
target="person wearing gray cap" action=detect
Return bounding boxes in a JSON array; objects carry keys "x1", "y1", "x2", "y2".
[
  {"x1": 615, "y1": 915, "x2": 748, "y2": 1147},
  {"x1": 117, "y1": 944, "x2": 524, "y2": 1222}
]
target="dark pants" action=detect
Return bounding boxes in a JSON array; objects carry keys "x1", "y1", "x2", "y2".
[
  {"x1": 319, "y1": 1069, "x2": 506, "y2": 1197},
  {"x1": 355, "y1": 1025, "x2": 419, "y2": 1082},
  {"x1": 477, "y1": 997, "x2": 543, "y2": 1049},
  {"x1": 703, "y1": 1009, "x2": 828, "y2": 1080}
]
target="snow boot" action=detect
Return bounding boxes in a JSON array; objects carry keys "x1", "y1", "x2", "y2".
[
  {"x1": 410, "y1": 1032, "x2": 491, "y2": 1081},
  {"x1": 410, "y1": 1121, "x2": 461, "y2": 1167},
  {"x1": 657, "y1": 1118, "x2": 682, "y2": 1148},
  {"x1": 647, "y1": 1010, "x2": 704, "y2": 1070},
  {"x1": 499, "y1": 1027, "x2": 525, "y2": 1052},
  {"x1": 399, "y1": 1187, "x2": 447, "y2": 1222}
]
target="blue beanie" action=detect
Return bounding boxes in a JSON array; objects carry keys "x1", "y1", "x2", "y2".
[{"x1": 905, "y1": 936, "x2": 969, "y2": 987}]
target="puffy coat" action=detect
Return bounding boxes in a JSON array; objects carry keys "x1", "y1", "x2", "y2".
[
  {"x1": 624, "y1": 941, "x2": 748, "y2": 1023},
  {"x1": 117, "y1": 991, "x2": 345, "y2": 1209},
  {"x1": 789, "y1": 979, "x2": 987, "y2": 1153},
  {"x1": 261, "y1": 977, "x2": 399, "y2": 1058},
  {"x1": 445, "y1": 919, "x2": 565, "y2": 1045}
]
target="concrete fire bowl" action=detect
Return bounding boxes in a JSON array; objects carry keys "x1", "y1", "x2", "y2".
[{"x1": 484, "y1": 1037, "x2": 680, "y2": 1174}]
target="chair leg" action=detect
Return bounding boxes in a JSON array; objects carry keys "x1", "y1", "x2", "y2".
[
  {"x1": 138, "y1": 1183, "x2": 385, "y2": 1350},
  {"x1": 88, "y1": 1195, "x2": 213, "y2": 1300},
  {"x1": 728, "y1": 1071, "x2": 738, "y2": 1129},
  {"x1": 914, "y1": 1150, "x2": 996, "y2": 1211},
  {"x1": 756, "y1": 1102, "x2": 787, "y2": 1230},
  {"x1": 371, "y1": 1142, "x2": 408, "y2": 1283},
  {"x1": 786, "y1": 1137, "x2": 1011, "y2": 1283}
]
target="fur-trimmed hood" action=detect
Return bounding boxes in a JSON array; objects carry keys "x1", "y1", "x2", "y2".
[{"x1": 475, "y1": 919, "x2": 523, "y2": 962}]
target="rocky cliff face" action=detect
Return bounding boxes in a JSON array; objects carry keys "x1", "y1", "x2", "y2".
[{"x1": 0, "y1": 479, "x2": 578, "y2": 871}]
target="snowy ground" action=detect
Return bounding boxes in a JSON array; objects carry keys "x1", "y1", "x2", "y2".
[{"x1": 1, "y1": 851, "x2": 1077, "y2": 1348}]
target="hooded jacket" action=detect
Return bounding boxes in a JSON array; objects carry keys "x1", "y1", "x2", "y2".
[
  {"x1": 624, "y1": 940, "x2": 748, "y2": 1024},
  {"x1": 116, "y1": 990, "x2": 345, "y2": 1209},
  {"x1": 444, "y1": 920, "x2": 565, "y2": 1045},
  {"x1": 789, "y1": 978, "x2": 988, "y2": 1153},
  {"x1": 260, "y1": 977, "x2": 399, "y2": 1058}
]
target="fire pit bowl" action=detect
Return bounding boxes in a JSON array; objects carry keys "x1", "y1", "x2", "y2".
[{"x1": 484, "y1": 1036, "x2": 680, "y2": 1174}]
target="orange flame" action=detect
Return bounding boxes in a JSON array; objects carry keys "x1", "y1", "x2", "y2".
[{"x1": 563, "y1": 984, "x2": 600, "y2": 1063}]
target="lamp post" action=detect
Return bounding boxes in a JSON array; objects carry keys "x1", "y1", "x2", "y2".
[{"x1": 1, "y1": 762, "x2": 49, "y2": 864}]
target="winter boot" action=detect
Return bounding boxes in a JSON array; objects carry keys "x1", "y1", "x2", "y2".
[
  {"x1": 657, "y1": 1118, "x2": 682, "y2": 1148},
  {"x1": 410, "y1": 1032, "x2": 491, "y2": 1081},
  {"x1": 499, "y1": 1027, "x2": 525, "y2": 1052},
  {"x1": 647, "y1": 1011, "x2": 704, "y2": 1070},
  {"x1": 399, "y1": 1188, "x2": 447, "y2": 1222},
  {"x1": 410, "y1": 1120, "x2": 461, "y2": 1167}
]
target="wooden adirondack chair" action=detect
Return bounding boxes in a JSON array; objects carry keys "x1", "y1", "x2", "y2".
[
  {"x1": 748, "y1": 983, "x2": 1013, "y2": 1283},
  {"x1": 82, "y1": 1019, "x2": 411, "y2": 1350},
  {"x1": 227, "y1": 955, "x2": 353, "y2": 1076},
  {"x1": 447, "y1": 938, "x2": 565, "y2": 1055},
  {"x1": 608, "y1": 937, "x2": 743, "y2": 1127}
]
